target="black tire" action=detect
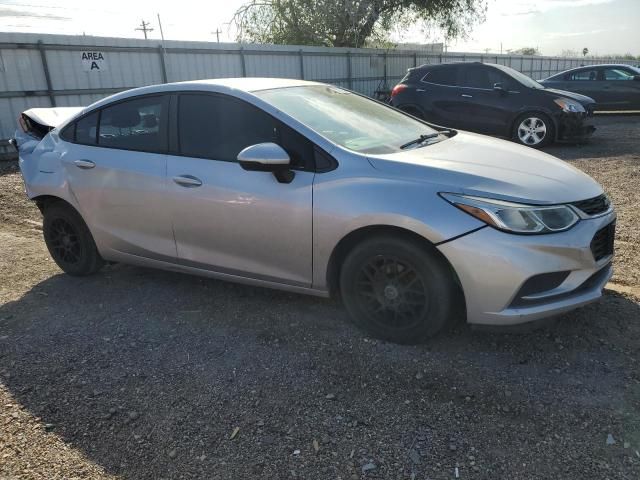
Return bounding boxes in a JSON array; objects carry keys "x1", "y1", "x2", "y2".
[
  {"x1": 339, "y1": 235, "x2": 456, "y2": 344},
  {"x1": 43, "y1": 202, "x2": 104, "y2": 276},
  {"x1": 512, "y1": 112, "x2": 554, "y2": 148}
]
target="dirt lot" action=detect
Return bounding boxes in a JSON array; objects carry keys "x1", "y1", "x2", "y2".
[{"x1": 1, "y1": 116, "x2": 639, "y2": 480}]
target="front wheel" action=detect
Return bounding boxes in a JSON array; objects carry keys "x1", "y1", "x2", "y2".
[
  {"x1": 43, "y1": 203, "x2": 104, "y2": 276},
  {"x1": 339, "y1": 236, "x2": 456, "y2": 344},
  {"x1": 512, "y1": 113, "x2": 554, "y2": 148}
]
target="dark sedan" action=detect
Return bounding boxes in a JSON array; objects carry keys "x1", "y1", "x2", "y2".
[
  {"x1": 540, "y1": 64, "x2": 640, "y2": 110},
  {"x1": 390, "y1": 62, "x2": 596, "y2": 148}
]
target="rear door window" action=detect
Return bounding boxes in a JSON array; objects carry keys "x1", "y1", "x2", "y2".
[
  {"x1": 421, "y1": 66, "x2": 460, "y2": 86},
  {"x1": 569, "y1": 69, "x2": 599, "y2": 81},
  {"x1": 178, "y1": 93, "x2": 313, "y2": 169},
  {"x1": 75, "y1": 111, "x2": 99, "y2": 145},
  {"x1": 98, "y1": 96, "x2": 168, "y2": 153}
]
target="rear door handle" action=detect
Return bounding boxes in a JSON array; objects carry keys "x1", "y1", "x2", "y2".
[
  {"x1": 74, "y1": 159, "x2": 95, "y2": 169},
  {"x1": 173, "y1": 175, "x2": 203, "y2": 187},
  {"x1": 461, "y1": 94, "x2": 473, "y2": 98}
]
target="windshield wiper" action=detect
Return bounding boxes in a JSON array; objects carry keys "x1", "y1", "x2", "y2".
[{"x1": 400, "y1": 130, "x2": 452, "y2": 150}]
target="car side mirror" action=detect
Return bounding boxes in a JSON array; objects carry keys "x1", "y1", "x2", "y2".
[
  {"x1": 493, "y1": 83, "x2": 506, "y2": 94},
  {"x1": 237, "y1": 142, "x2": 295, "y2": 183}
]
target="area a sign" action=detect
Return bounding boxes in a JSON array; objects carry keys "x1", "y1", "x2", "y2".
[{"x1": 81, "y1": 51, "x2": 107, "y2": 72}]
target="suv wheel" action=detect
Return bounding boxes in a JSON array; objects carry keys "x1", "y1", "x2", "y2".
[
  {"x1": 339, "y1": 235, "x2": 455, "y2": 344},
  {"x1": 43, "y1": 203, "x2": 104, "y2": 276},
  {"x1": 513, "y1": 113, "x2": 553, "y2": 148}
]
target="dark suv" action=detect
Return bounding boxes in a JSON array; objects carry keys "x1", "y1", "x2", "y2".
[{"x1": 390, "y1": 62, "x2": 596, "y2": 148}]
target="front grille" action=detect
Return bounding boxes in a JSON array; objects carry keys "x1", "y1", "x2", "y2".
[
  {"x1": 590, "y1": 222, "x2": 615, "y2": 261},
  {"x1": 571, "y1": 194, "x2": 610, "y2": 216}
]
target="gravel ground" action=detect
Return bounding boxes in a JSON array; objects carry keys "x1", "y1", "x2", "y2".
[{"x1": 1, "y1": 115, "x2": 639, "y2": 479}]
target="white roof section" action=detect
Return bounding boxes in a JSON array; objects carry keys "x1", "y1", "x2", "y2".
[
  {"x1": 85, "y1": 78, "x2": 325, "y2": 112},
  {"x1": 172, "y1": 77, "x2": 325, "y2": 92}
]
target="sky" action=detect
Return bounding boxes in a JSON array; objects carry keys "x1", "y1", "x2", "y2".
[{"x1": 0, "y1": 0, "x2": 638, "y2": 56}]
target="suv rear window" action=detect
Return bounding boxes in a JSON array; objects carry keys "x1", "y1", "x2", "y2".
[{"x1": 421, "y1": 66, "x2": 459, "y2": 86}]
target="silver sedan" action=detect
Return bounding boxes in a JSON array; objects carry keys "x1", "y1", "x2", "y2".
[{"x1": 14, "y1": 78, "x2": 615, "y2": 343}]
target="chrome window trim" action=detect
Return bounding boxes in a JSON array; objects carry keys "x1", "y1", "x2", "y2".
[{"x1": 419, "y1": 75, "x2": 521, "y2": 93}]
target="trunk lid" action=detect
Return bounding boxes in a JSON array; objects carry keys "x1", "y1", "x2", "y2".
[{"x1": 13, "y1": 107, "x2": 83, "y2": 153}]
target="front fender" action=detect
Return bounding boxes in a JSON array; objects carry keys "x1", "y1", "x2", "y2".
[{"x1": 311, "y1": 168, "x2": 483, "y2": 290}]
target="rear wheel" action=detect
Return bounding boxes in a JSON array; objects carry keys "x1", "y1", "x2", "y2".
[
  {"x1": 339, "y1": 235, "x2": 455, "y2": 344},
  {"x1": 512, "y1": 113, "x2": 553, "y2": 148},
  {"x1": 43, "y1": 203, "x2": 104, "y2": 276}
]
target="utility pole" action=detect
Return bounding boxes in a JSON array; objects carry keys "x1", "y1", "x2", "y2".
[
  {"x1": 212, "y1": 28, "x2": 222, "y2": 43},
  {"x1": 135, "y1": 19, "x2": 154, "y2": 39},
  {"x1": 157, "y1": 14, "x2": 165, "y2": 43}
]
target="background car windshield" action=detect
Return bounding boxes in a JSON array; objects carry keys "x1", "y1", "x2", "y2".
[
  {"x1": 255, "y1": 85, "x2": 438, "y2": 154},
  {"x1": 492, "y1": 64, "x2": 545, "y2": 89}
]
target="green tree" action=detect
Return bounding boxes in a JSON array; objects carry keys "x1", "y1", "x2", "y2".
[
  {"x1": 514, "y1": 47, "x2": 538, "y2": 56},
  {"x1": 232, "y1": 0, "x2": 487, "y2": 48}
]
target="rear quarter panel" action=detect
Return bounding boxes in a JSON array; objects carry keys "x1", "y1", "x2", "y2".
[{"x1": 19, "y1": 131, "x2": 79, "y2": 208}]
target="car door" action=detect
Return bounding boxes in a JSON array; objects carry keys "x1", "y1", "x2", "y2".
[
  {"x1": 600, "y1": 67, "x2": 640, "y2": 109},
  {"x1": 561, "y1": 68, "x2": 607, "y2": 106},
  {"x1": 456, "y1": 64, "x2": 515, "y2": 136},
  {"x1": 62, "y1": 95, "x2": 176, "y2": 260},
  {"x1": 166, "y1": 93, "x2": 314, "y2": 287},
  {"x1": 417, "y1": 65, "x2": 466, "y2": 128}
]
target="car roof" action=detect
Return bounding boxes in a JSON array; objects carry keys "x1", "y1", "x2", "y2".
[
  {"x1": 86, "y1": 77, "x2": 324, "y2": 111},
  {"x1": 544, "y1": 63, "x2": 637, "y2": 80},
  {"x1": 555, "y1": 63, "x2": 635, "y2": 73}
]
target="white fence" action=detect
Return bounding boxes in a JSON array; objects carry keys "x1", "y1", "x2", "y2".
[{"x1": 0, "y1": 32, "x2": 634, "y2": 158}]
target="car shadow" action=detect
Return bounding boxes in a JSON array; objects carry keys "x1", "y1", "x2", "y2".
[
  {"x1": 0, "y1": 160, "x2": 19, "y2": 176},
  {"x1": 543, "y1": 114, "x2": 640, "y2": 161},
  {"x1": 1, "y1": 264, "x2": 639, "y2": 478}
]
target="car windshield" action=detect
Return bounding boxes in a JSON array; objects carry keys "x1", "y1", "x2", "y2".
[
  {"x1": 254, "y1": 85, "x2": 440, "y2": 154},
  {"x1": 492, "y1": 64, "x2": 545, "y2": 89}
]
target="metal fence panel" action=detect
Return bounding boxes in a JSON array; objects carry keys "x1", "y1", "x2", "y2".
[
  {"x1": 0, "y1": 48, "x2": 47, "y2": 91},
  {"x1": 1, "y1": 31, "x2": 635, "y2": 157}
]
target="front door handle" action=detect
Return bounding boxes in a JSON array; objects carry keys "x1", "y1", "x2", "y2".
[
  {"x1": 461, "y1": 94, "x2": 473, "y2": 98},
  {"x1": 173, "y1": 175, "x2": 203, "y2": 188},
  {"x1": 74, "y1": 159, "x2": 95, "y2": 169}
]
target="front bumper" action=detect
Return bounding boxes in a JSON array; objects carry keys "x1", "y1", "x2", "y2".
[
  {"x1": 555, "y1": 110, "x2": 596, "y2": 141},
  {"x1": 438, "y1": 210, "x2": 615, "y2": 326}
]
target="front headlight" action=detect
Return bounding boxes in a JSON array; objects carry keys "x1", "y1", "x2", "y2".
[
  {"x1": 554, "y1": 97, "x2": 585, "y2": 113},
  {"x1": 440, "y1": 193, "x2": 580, "y2": 234}
]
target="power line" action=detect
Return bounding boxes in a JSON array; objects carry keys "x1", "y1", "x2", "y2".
[{"x1": 135, "y1": 19, "x2": 154, "y2": 40}]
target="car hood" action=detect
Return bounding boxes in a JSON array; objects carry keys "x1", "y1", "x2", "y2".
[
  {"x1": 367, "y1": 132, "x2": 603, "y2": 204},
  {"x1": 540, "y1": 86, "x2": 595, "y2": 106}
]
